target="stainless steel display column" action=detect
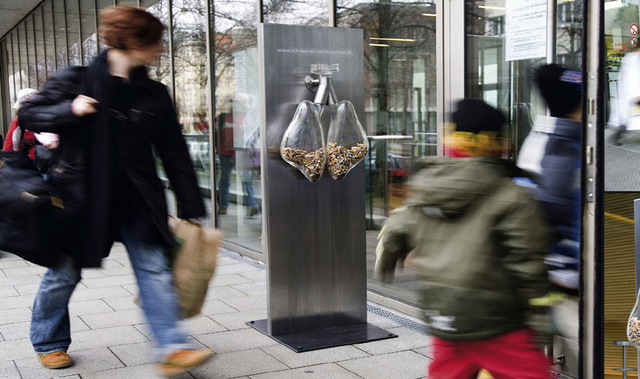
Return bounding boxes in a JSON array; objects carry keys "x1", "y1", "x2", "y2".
[{"x1": 247, "y1": 23, "x2": 396, "y2": 352}]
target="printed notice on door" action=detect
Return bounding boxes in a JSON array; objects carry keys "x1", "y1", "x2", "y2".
[{"x1": 506, "y1": 0, "x2": 548, "y2": 61}]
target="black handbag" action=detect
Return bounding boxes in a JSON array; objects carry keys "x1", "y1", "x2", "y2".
[{"x1": 0, "y1": 151, "x2": 81, "y2": 267}]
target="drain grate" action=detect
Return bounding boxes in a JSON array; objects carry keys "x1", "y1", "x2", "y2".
[
  {"x1": 220, "y1": 247, "x2": 430, "y2": 336},
  {"x1": 367, "y1": 304, "x2": 430, "y2": 336}
]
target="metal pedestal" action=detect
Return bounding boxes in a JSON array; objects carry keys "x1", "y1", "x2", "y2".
[
  {"x1": 253, "y1": 24, "x2": 396, "y2": 352},
  {"x1": 247, "y1": 319, "x2": 396, "y2": 353}
]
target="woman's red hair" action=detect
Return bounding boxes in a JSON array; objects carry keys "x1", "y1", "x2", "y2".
[{"x1": 99, "y1": 6, "x2": 165, "y2": 51}]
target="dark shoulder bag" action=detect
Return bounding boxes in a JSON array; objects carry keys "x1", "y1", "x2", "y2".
[{"x1": 0, "y1": 151, "x2": 80, "y2": 266}]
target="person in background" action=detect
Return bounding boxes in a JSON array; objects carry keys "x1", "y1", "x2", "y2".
[
  {"x1": 19, "y1": 6, "x2": 213, "y2": 376},
  {"x1": 376, "y1": 98, "x2": 551, "y2": 378},
  {"x1": 609, "y1": 44, "x2": 640, "y2": 145},
  {"x1": 215, "y1": 111, "x2": 234, "y2": 215},
  {"x1": 518, "y1": 63, "x2": 582, "y2": 343},
  {"x1": 3, "y1": 88, "x2": 39, "y2": 159}
]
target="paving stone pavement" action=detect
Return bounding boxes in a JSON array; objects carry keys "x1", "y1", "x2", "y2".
[{"x1": 0, "y1": 245, "x2": 432, "y2": 379}]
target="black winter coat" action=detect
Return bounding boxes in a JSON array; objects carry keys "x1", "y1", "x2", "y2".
[{"x1": 19, "y1": 50, "x2": 206, "y2": 268}]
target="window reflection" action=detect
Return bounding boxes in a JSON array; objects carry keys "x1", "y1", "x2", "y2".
[
  {"x1": 263, "y1": 0, "x2": 329, "y2": 26},
  {"x1": 26, "y1": 18, "x2": 38, "y2": 88},
  {"x1": 338, "y1": 0, "x2": 437, "y2": 308},
  {"x1": 213, "y1": 0, "x2": 262, "y2": 252},
  {"x1": 43, "y1": 2, "x2": 57, "y2": 78},
  {"x1": 33, "y1": 8, "x2": 48, "y2": 86},
  {"x1": 66, "y1": 0, "x2": 81, "y2": 66},
  {"x1": 172, "y1": 0, "x2": 213, "y2": 222},
  {"x1": 80, "y1": 0, "x2": 98, "y2": 64},
  {"x1": 53, "y1": 0, "x2": 68, "y2": 69}
]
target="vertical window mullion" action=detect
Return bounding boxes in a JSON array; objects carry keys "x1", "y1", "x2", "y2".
[
  {"x1": 77, "y1": 0, "x2": 84, "y2": 65},
  {"x1": 168, "y1": 0, "x2": 175, "y2": 106},
  {"x1": 16, "y1": 28, "x2": 22, "y2": 90},
  {"x1": 41, "y1": 6, "x2": 48, "y2": 81},
  {"x1": 24, "y1": 23, "x2": 31, "y2": 88},
  {"x1": 52, "y1": 0, "x2": 59, "y2": 72},
  {"x1": 95, "y1": 0, "x2": 100, "y2": 51},
  {"x1": 10, "y1": 33, "x2": 16, "y2": 101},
  {"x1": 64, "y1": 0, "x2": 70, "y2": 66},
  {"x1": 32, "y1": 14, "x2": 39, "y2": 88}
]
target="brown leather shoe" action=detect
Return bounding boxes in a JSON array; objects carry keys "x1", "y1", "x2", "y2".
[
  {"x1": 37, "y1": 351, "x2": 72, "y2": 369},
  {"x1": 157, "y1": 348, "x2": 214, "y2": 377}
]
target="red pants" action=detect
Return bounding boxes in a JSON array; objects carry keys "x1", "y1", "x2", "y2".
[{"x1": 427, "y1": 328, "x2": 550, "y2": 379}]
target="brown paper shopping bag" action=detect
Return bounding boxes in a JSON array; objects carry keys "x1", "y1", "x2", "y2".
[{"x1": 168, "y1": 216, "x2": 223, "y2": 318}]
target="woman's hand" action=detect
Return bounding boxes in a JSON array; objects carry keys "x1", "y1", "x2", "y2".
[{"x1": 71, "y1": 95, "x2": 99, "y2": 117}]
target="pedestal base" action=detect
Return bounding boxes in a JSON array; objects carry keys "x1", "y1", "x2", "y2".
[{"x1": 246, "y1": 319, "x2": 397, "y2": 353}]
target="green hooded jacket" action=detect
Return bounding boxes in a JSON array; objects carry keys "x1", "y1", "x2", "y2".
[{"x1": 377, "y1": 156, "x2": 551, "y2": 341}]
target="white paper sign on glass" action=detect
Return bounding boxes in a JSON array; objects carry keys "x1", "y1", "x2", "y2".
[{"x1": 506, "y1": 0, "x2": 548, "y2": 62}]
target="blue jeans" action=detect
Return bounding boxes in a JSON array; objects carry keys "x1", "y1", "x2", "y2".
[
  {"x1": 241, "y1": 170, "x2": 258, "y2": 208},
  {"x1": 30, "y1": 223, "x2": 192, "y2": 359},
  {"x1": 218, "y1": 154, "x2": 233, "y2": 208}
]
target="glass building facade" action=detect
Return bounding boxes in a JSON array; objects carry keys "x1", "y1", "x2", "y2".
[{"x1": 0, "y1": 0, "x2": 583, "y2": 316}]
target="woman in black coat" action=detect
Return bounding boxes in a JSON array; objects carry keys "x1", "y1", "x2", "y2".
[{"x1": 19, "y1": 6, "x2": 213, "y2": 375}]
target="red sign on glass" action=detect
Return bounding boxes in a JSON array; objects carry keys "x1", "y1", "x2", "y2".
[{"x1": 631, "y1": 24, "x2": 638, "y2": 36}]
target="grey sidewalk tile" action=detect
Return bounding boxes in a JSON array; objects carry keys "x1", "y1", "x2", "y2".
[
  {"x1": 97, "y1": 266, "x2": 134, "y2": 277},
  {"x1": 220, "y1": 295, "x2": 267, "y2": 312},
  {"x1": 2, "y1": 266, "x2": 47, "y2": 277},
  {"x1": 69, "y1": 286, "x2": 133, "y2": 302},
  {"x1": 0, "y1": 253, "x2": 23, "y2": 261},
  {"x1": 210, "y1": 273, "x2": 254, "y2": 287},
  {"x1": 190, "y1": 349, "x2": 289, "y2": 379},
  {"x1": 412, "y1": 346, "x2": 432, "y2": 359},
  {"x1": 14, "y1": 347, "x2": 124, "y2": 379},
  {"x1": 337, "y1": 351, "x2": 427, "y2": 379},
  {"x1": 78, "y1": 270, "x2": 108, "y2": 279},
  {"x1": 108, "y1": 337, "x2": 207, "y2": 367},
  {"x1": 0, "y1": 270, "x2": 5, "y2": 277},
  {"x1": 204, "y1": 285, "x2": 248, "y2": 301},
  {"x1": 366, "y1": 313, "x2": 403, "y2": 331},
  {"x1": 0, "y1": 338, "x2": 36, "y2": 361},
  {"x1": 102, "y1": 295, "x2": 140, "y2": 311},
  {"x1": 238, "y1": 271, "x2": 266, "y2": 282},
  {"x1": 69, "y1": 299, "x2": 115, "y2": 317},
  {"x1": 0, "y1": 307, "x2": 32, "y2": 325},
  {"x1": 121, "y1": 284, "x2": 139, "y2": 296},
  {"x1": 80, "y1": 363, "x2": 193, "y2": 379},
  {"x1": 194, "y1": 328, "x2": 278, "y2": 354},
  {"x1": 231, "y1": 282, "x2": 267, "y2": 296},
  {"x1": 260, "y1": 344, "x2": 370, "y2": 369},
  {"x1": 184, "y1": 317, "x2": 227, "y2": 335},
  {"x1": 353, "y1": 327, "x2": 429, "y2": 355},
  {"x1": 0, "y1": 294, "x2": 34, "y2": 309},
  {"x1": 0, "y1": 260, "x2": 28, "y2": 269},
  {"x1": 199, "y1": 299, "x2": 240, "y2": 316},
  {"x1": 68, "y1": 325, "x2": 149, "y2": 351},
  {"x1": 215, "y1": 264, "x2": 261, "y2": 276},
  {"x1": 217, "y1": 256, "x2": 241, "y2": 266},
  {"x1": 0, "y1": 317, "x2": 89, "y2": 342},
  {"x1": 0, "y1": 286, "x2": 19, "y2": 298},
  {"x1": 0, "y1": 274, "x2": 43, "y2": 287},
  {"x1": 14, "y1": 283, "x2": 41, "y2": 296},
  {"x1": 95, "y1": 259, "x2": 126, "y2": 269},
  {"x1": 249, "y1": 363, "x2": 363, "y2": 379},
  {"x1": 80, "y1": 308, "x2": 145, "y2": 330},
  {"x1": 0, "y1": 360, "x2": 20, "y2": 378},
  {"x1": 209, "y1": 310, "x2": 267, "y2": 331},
  {"x1": 108, "y1": 341, "x2": 156, "y2": 366},
  {"x1": 80, "y1": 274, "x2": 137, "y2": 289}
]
